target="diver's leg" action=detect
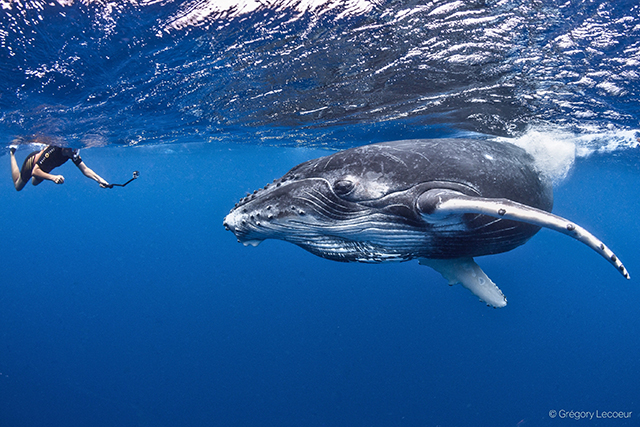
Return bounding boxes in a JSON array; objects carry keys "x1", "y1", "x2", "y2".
[{"x1": 10, "y1": 150, "x2": 26, "y2": 191}]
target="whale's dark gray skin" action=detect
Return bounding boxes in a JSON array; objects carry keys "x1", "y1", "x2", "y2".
[{"x1": 224, "y1": 139, "x2": 630, "y2": 307}]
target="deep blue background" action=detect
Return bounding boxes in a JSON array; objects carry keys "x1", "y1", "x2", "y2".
[{"x1": 1, "y1": 143, "x2": 638, "y2": 426}]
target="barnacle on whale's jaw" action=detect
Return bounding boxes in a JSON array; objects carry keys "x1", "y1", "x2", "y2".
[{"x1": 222, "y1": 208, "x2": 265, "y2": 247}]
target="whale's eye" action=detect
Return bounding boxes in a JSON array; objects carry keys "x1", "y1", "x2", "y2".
[{"x1": 333, "y1": 179, "x2": 354, "y2": 196}]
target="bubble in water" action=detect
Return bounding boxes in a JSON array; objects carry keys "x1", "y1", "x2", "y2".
[{"x1": 496, "y1": 127, "x2": 577, "y2": 185}]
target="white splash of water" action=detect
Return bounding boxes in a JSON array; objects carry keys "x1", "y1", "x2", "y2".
[
  {"x1": 495, "y1": 128, "x2": 577, "y2": 184},
  {"x1": 495, "y1": 126, "x2": 640, "y2": 184},
  {"x1": 570, "y1": 128, "x2": 640, "y2": 157}
]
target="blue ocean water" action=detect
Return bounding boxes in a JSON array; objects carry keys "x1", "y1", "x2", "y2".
[{"x1": 1, "y1": 0, "x2": 640, "y2": 426}]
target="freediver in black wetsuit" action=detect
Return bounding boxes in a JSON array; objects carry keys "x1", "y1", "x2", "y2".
[{"x1": 9, "y1": 142, "x2": 109, "y2": 191}]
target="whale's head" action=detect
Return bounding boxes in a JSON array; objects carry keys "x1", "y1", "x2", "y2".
[{"x1": 223, "y1": 151, "x2": 421, "y2": 262}]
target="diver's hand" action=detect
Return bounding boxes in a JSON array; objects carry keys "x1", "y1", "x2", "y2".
[
  {"x1": 99, "y1": 181, "x2": 111, "y2": 188},
  {"x1": 53, "y1": 175, "x2": 65, "y2": 184}
]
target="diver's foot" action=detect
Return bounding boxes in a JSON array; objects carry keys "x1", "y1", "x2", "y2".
[{"x1": 9, "y1": 144, "x2": 18, "y2": 155}]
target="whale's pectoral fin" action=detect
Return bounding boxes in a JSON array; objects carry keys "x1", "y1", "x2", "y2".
[
  {"x1": 419, "y1": 257, "x2": 507, "y2": 308},
  {"x1": 416, "y1": 189, "x2": 630, "y2": 279}
]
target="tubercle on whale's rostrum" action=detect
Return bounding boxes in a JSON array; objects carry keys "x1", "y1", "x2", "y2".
[{"x1": 232, "y1": 175, "x2": 296, "y2": 211}]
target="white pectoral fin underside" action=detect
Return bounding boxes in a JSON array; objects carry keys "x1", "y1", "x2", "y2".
[
  {"x1": 416, "y1": 189, "x2": 630, "y2": 280},
  {"x1": 420, "y1": 257, "x2": 507, "y2": 308}
]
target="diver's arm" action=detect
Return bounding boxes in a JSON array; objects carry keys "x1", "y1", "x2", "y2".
[
  {"x1": 32, "y1": 164, "x2": 64, "y2": 184},
  {"x1": 77, "y1": 161, "x2": 109, "y2": 187}
]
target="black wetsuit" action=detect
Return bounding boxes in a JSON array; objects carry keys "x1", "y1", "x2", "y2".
[
  {"x1": 36, "y1": 146, "x2": 83, "y2": 171},
  {"x1": 20, "y1": 146, "x2": 83, "y2": 182}
]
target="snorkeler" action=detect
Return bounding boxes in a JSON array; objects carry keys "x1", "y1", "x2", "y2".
[{"x1": 9, "y1": 141, "x2": 110, "y2": 191}]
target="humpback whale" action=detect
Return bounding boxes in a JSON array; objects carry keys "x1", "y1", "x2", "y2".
[{"x1": 223, "y1": 139, "x2": 629, "y2": 307}]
